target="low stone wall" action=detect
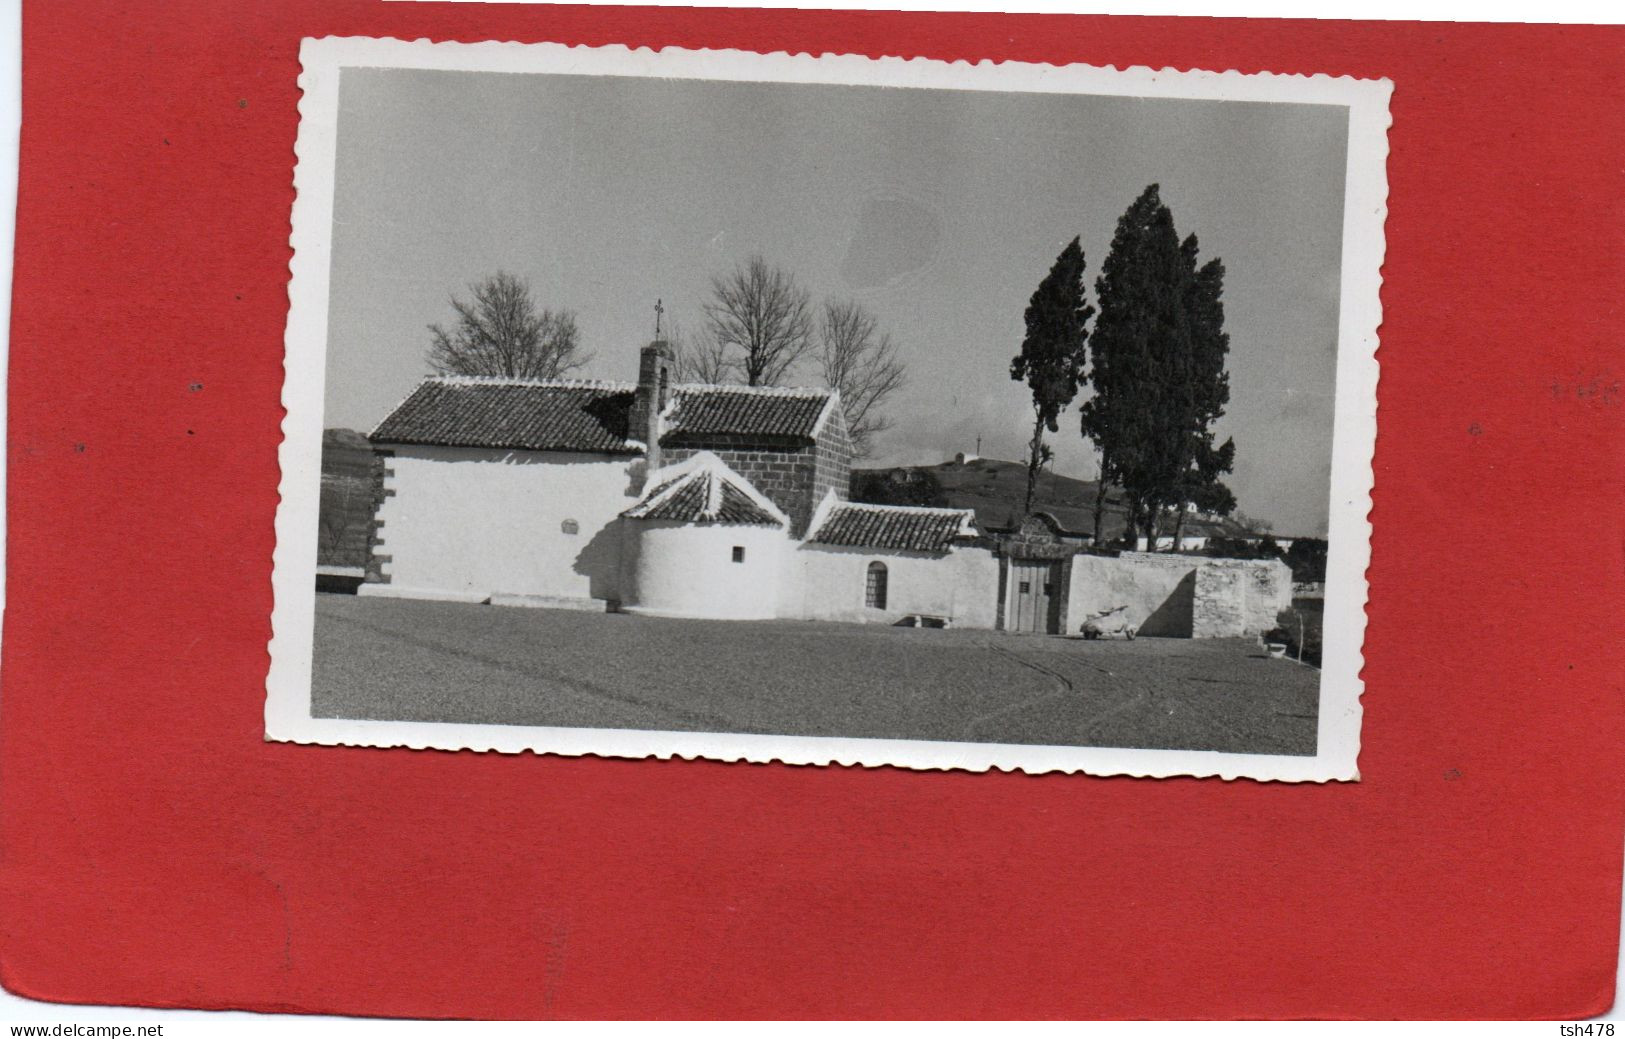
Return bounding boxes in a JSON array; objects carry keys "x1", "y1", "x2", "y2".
[
  {"x1": 1238, "y1": 558, "x2": 1295, "y2": 633},
  {"x1": 1069, "y1": 552, "x2": 1293, "y2": 638},
  {"x1": 1068, "y1": 552, "x2": 1201, "y2": 637},
  {"x1": 1192, "y1": 564, "x2": 1244, "y2": 638}
]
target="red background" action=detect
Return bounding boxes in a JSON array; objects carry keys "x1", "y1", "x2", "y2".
[{"x1": 2, "y1": 0, "x2": 1622, "y2": 1020}]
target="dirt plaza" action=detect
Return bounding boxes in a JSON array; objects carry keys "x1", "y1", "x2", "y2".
[{"x1": 312, "y1": 594, "x2": 1320, "y2": 756}]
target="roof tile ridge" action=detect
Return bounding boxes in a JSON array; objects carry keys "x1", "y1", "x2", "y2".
[
  {"x1": 672, "y1": 382, "x2": 832, "y2": 399},
  {"x1": 426, "y1": 374, "x2": 637, "y2": 391},
  {"x1": 701, "y1": 468, "x2": 723, "y2": 520},
  {"x1": 836, "y1": 501, "x2": 978, "y2": 519}
]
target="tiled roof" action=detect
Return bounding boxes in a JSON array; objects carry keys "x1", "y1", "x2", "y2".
[
  {"x1": 369, "y1": 377, "x2": 834, "y2": 452},
  {"x1": 664, "y1": 385, "x2": 832, "y2": 442},
  {"x1": 370, "y1": 379, "x2": 635, "y2": 453},
  {"x1": 622, "y1": 453, "x2": 788, "y2": 527},
  {"x1": 809, "y1": 502, "x2": 979, "y2": 554}
]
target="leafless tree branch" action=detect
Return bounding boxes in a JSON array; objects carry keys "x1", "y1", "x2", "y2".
[
  {"x1": 819, "y1": 298, "x2": 906, "y2": 459},
  {"x1": 428, "y1": 271, "x2": 591, "y2": 380},
  {"x1": 703, "y1": 255, "x2": 814, "y2": 386},
  {"x1": 666, "y1": 317, "x2": 737, "y2": 385}
]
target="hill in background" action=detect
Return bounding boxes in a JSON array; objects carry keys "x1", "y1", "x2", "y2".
[{"x1": 851, "y1": 455, "x2": 1252, "y2": 543}]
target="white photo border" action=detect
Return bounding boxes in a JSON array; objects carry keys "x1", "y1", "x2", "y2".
[{"x1": 268, "y1": 36, "x2": 1388, "y2": 781}]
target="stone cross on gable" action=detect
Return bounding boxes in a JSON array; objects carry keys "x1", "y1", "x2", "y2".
[{"x1": 654, "y1": 299, "x2": 664, "y2": 338}]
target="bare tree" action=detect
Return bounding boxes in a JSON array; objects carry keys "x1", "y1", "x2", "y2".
[
  {"x1": 703, "y1": 255, "x2": 814, "y2": 386},
  {"x1": 665, "y1": 317, "x2": 735, "y2": 385},
  {"x1": 818, "y1": 299, "x2": 905, "y2": 459},
  {"x1": 428, "y1": 271, "x2": 589, "y2": 379}
]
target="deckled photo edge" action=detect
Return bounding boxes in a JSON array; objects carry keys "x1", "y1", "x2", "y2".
[{"x1": 269, "y1": 36, "x2": 1387, "y2": 782}]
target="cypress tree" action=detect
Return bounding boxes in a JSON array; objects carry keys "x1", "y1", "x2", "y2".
[
  {"x1": 1167, "y1": 237, "x2": 1237, "y2": 546},
  {"x1": 1009, "y1": 237, "x2": 1093, "y2": 516},
  {"x1": 1081, "y1": 185, "x2": 1235, "y2": 549},
  {"x1": 1080, "y1": 185, "x2": 1178, "y2": 545}
]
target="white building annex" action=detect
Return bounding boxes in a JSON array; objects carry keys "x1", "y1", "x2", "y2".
[{"x1": 357, "y1": 338, "x2": 1290, "y2": 638}]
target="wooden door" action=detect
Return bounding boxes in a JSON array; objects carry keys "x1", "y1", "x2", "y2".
[{"x1": 1010, "y1": 560, "x2": 1059, "y2": 634}]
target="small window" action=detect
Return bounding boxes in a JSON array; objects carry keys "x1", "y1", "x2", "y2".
[
  {"x1": 732, "y1": 546, "x2": 745, "y2": 563},
  {"x1": 561, "y1": 518, "x2": 579, "y2": 535},
  {"x1": 1018, "y1": 580, "x2": 1031, "y2": 594},
  {"x1": 866, "y1": 561, "x2": 888, "y2": 610}
]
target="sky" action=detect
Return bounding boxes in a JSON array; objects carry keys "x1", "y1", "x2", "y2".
[{"x1": 324, "y1": 67, "x2": 1348, "y2": 535}]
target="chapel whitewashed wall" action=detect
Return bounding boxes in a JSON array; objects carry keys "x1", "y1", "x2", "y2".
[
  {"x1": 617, "y1": 519, "x2": 785, "y2": 620},
  {"x1": 363, "y1": 444, "x2": 637, "y2": 605},
  {"x1": 784, "y1": 542, "x2": 1000, "y2": 629}
]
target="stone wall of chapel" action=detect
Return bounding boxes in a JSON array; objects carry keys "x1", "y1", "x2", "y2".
[
  {"x1": 811, "y1": 412, "x2": 853, "y2": 511},
  {"x1": 663, "y1": 437, "x2": 819, "y2": 536}
]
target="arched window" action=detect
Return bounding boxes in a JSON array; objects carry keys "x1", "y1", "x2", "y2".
[{"x1": 865, "y1": 561, "x2": 888, "y2": 610}]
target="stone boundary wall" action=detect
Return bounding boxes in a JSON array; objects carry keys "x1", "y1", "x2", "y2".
[
  {"x1": 1069, "y1": 552, "x2": 1199, "y2": 637},
  {"x1": 1070, "y1": 552, "x2": 1293, "y2": 638},
  {"x1": 1228, "y1": 557, "x2": 1294, "y2": 634},
  {"x1": 1192, "y1": 564, "x2": 1245, "y2": 638}
]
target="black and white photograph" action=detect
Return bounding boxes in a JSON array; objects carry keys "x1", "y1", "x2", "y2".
[{"x1": 269, "y1": 39, "x2": 1385, "y2": 779}]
